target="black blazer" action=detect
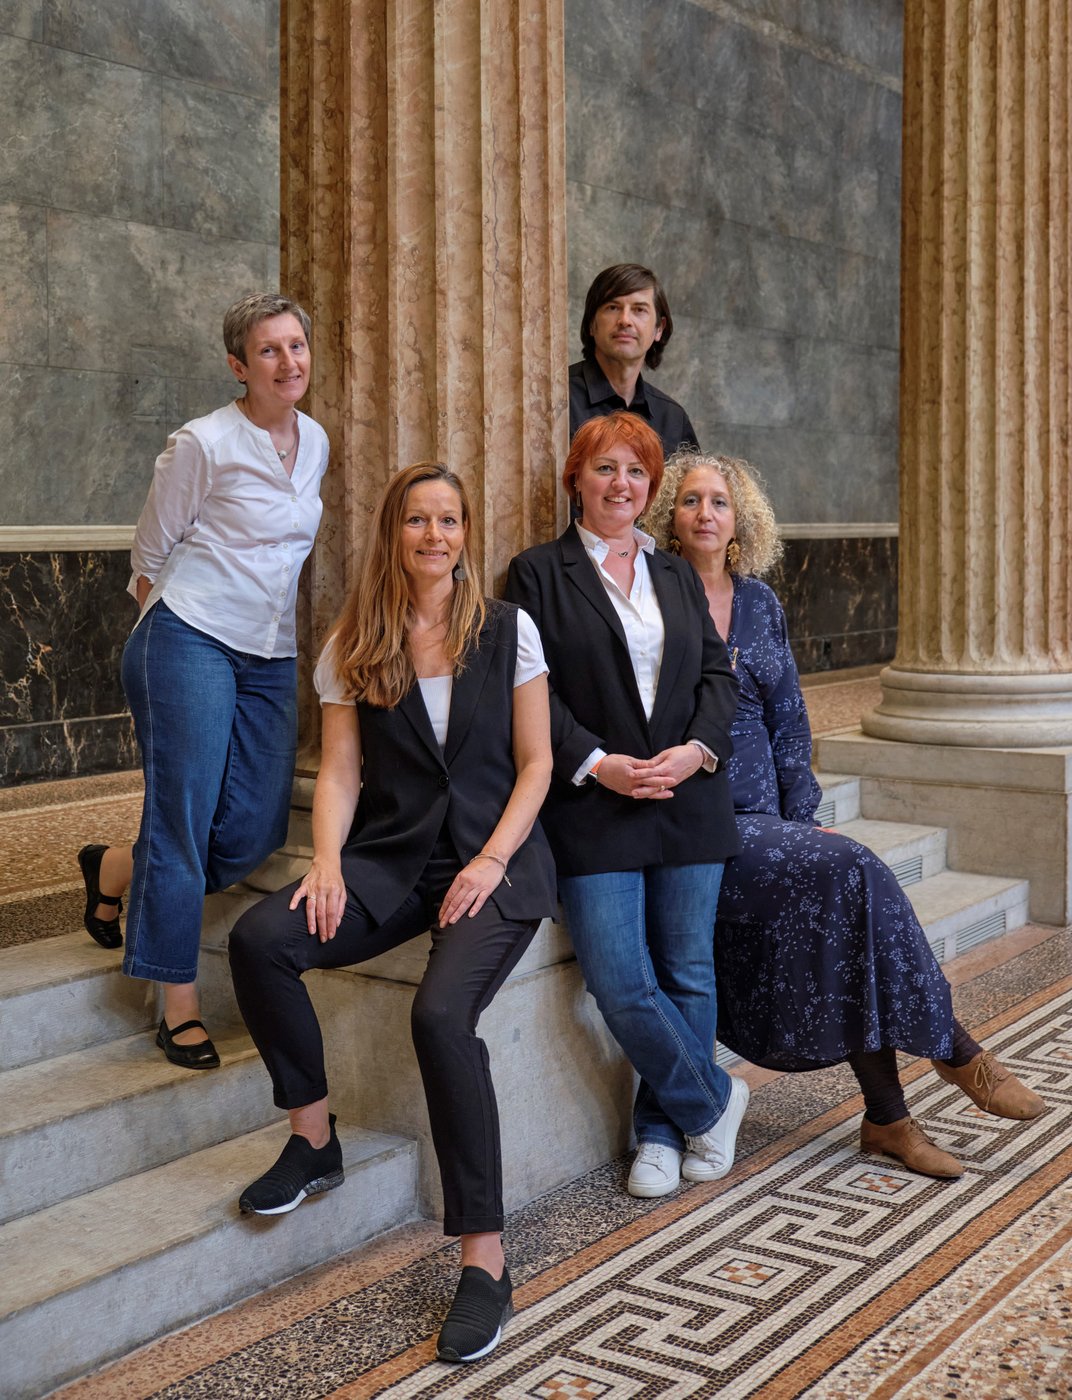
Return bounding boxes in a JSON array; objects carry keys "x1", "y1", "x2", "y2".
[
  {"x1": 340, "y1": 601, "x2": 557, "y2": 924},
  {"x1": 505, "y1": 525, "x2": 740, "y2": 877}
]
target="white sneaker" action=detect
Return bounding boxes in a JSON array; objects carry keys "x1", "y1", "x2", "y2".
[
  {"x1": 627, "y1": 1142, "x2": 683, "y2": 1198},
  {"x1": 683, "y1": 1077, "x2": 750, "y2": 1181}
]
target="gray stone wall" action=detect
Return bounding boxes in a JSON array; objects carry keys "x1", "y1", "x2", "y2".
[
  {"x1": 566, "y1": 0, "x2": 903, "y2": 525},
  {"x1": 0, "y1": 0, "x2": 280, "y2": 527}
]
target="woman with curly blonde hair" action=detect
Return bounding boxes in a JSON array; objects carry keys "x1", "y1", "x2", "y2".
[{"x1": 646, "y1": 452, "x2": 1044, "y2": 1180}]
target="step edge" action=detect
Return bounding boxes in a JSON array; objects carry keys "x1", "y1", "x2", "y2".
[{"x1": 0, "y1": 1125, "x2": 418, "y2": 1318}]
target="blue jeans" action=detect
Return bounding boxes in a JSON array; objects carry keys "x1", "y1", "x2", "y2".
[
  {"x1": 558, "y1": 863, "x2": 729, "y2": 1151},
  {"x1": 121, "y1": 602, "x2": 297, "y2": 983}
]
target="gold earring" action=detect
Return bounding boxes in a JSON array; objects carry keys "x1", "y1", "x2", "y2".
[
  {"x1": 726, "y1": 539, "x2": 741, "y2": 571},
  {"x1": 668, "y1": 534, "x2": 682, "y2": 555}
]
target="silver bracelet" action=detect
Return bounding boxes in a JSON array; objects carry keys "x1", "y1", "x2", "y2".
[{"x1": 474, "y1": 852, "x2": 512, "y2": 887}]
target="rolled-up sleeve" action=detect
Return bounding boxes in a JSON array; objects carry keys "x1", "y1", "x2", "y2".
[{"x1": 128, "y1": 429, "x2": 212, "y2": 600}]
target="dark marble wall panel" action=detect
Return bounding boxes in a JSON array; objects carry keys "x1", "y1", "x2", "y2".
[
  {"x1": 565, "y1": 0, "x2": 903, "y2": 526},
  {"x1": 0, "y1": 36, "x2": 162, "y2": 221},
  {"x1": 5, "y1": 1, "x2": 280, "y2": 530},
  {"x1": 0, "y1": 1, "x2": 43, "y2": 40},
  {"x1": 0, "y1": 367, "x2": 238, "y2": 526},
  {"x1": 1, "y1": 715, "x2": 138, "y2": 785},
  {"x1": 0, "y1": 550, "x2": 138, "y2": 783},
  {"x1": 0, "y1": 552, "x2": 133, "y2": 723},
  {"x1": 47, "y1": 212, "x2": 271, "y2": 378},
  {"x1": 42, "y1": 0, "x2": 273, "y2": 97},
  {"x1": 773, "y1": 535, "x2": 898, "y2": 672},
  {"x1": 161, "y1": 79, "x2": 278, "y2": 242},
  {"x1": 0, "y1": 204, "x2": 48, "y2": 364},
  {"x1": 723, "y1": 1, "x2": 902, "y2": 78}
]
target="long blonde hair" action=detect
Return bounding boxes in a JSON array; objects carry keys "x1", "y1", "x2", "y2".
[{"x1": 329, "y1": 463, "x2": 486, "y2": 709}]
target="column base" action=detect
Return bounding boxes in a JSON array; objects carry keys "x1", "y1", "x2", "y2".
[{"x1": 862, "y1": 667, "x2": 1072, "y2": 747}]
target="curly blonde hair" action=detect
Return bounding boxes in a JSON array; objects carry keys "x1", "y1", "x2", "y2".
[{"x1": 644, "y1": 450, "x2": 783, "y2": 577}]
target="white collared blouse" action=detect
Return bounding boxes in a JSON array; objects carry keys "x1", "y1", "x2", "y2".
[
  {"x1": 129, "y1": 401, "x2": 330, "y2": 658},
  {"x1": 571, "y1": 521, "x2": 716, "y2": 783}
]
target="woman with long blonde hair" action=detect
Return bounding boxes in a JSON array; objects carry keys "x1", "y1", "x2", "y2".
[{"x1": 230, "y1": 462, "x2": 556, "y2": 1362}]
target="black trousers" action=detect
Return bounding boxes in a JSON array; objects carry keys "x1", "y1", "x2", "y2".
[{"x1": 229, "y1": 844, "x2": 537, "y2": 1236}]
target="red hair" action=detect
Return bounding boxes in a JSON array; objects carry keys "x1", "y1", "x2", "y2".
[{"x1": 563, "y1": 412, "x2": 666, "y2": 512}]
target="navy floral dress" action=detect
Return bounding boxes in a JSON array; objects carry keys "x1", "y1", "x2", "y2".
[{"x1": 714, "y1": 576, "x2": 953, "y2": 1069}]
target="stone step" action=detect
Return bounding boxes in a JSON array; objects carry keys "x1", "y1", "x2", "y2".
[
  {"x1": 906, "y1": 868, "x2": 1030, "y2": 964},
  {"x1": 0, "y1": 1120, "x2": 418, "y2": 1400},
  {"x1": 813, "y1": 771, "x2": 861, "y2": 824},
  {"x1": 0, "y1": 1027, "x2": 275, "y2": 1224},
  {"x1": 0, "y1": 934, "x2": 153, "y2": 1072},
  {"x1": 833, "y1": 816, "x2": 947, "y2": 886}
]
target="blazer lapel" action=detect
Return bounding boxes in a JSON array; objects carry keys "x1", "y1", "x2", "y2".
[
  {"x1": 648, "y1": 552, "x2": 688, "y2": 735},
  {"x1": 443, "y1": 621, "x2": 496, "y2": 765},
  {"x1": 397, "y1": 684, "x2": 446, "y2": 768},
  {"x1": 561, "y1": 524, "x2": 651, "y2": 741},
  {"x1": 560, "y1": 524, "x2": 630, "y2": 650}
]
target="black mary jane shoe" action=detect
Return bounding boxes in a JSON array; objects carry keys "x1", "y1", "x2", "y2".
[
  {"x1": 156, "y1": 1018, "x2": 221, "y2": 1071},
  {"x1": 77, "y1": 844, "x2": 123, "y2": 950}
]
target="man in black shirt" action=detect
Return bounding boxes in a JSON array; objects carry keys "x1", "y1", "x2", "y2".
[{"x1": 569, "y1": 263, "x2": 700, "y2": 455}]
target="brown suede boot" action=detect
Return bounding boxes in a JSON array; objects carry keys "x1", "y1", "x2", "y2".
[
  {"x1": 860, "y1": 1116, "x2": 963, "y2": 1179},
  {"x1": 931, "y1": 1050, "x2": 1045, "y2": 1120}
]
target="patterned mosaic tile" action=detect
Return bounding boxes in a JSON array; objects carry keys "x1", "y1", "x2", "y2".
[{"x1": 53, "y1": 977, "x2": 1068, "y2": 1400}]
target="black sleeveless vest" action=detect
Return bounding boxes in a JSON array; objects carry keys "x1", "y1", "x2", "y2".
[{"x1": 341, "y1": 601, "x2": 557, "y2": 924}]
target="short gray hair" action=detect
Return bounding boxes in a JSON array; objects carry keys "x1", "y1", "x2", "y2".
[{"x1": 223, "y1": 293, "x2": 312, "y2": 362}]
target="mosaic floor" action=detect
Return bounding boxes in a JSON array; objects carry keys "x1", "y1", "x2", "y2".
[{"x1": 49, "y1": 927, "x2": 1072, "y2": 1400}]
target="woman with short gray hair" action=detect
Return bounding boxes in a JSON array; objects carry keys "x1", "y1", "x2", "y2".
[{"x1": 77, "y1": 292, "x2": 329, "y2": 1071}]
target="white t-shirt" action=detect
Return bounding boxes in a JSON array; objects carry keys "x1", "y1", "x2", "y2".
[
  {"x1": 129, "y1": 401, "x2": 330, "y2": 659},
  {"x1": 314, "y1": 608, "x2": 547, "y2": 746}
]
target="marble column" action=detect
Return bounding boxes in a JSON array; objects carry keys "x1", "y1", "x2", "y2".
[
  {"x1": 280, "y1": 0, "x2": 568, "y2": 751},
  {"x1": 863, "y1": 0, "x2": 1072, "y2": 746}
]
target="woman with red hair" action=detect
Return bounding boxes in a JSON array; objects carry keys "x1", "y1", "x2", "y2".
[{"x1": 506, "y1": 412, "x2": 748, "y2": 1199}]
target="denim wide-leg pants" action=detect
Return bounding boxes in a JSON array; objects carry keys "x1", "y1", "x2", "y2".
[
  {"x1": 121, "y1": 601, "x2": 297, "y2": 984},
  {"x1": 558, "y1": 862, "x2": 730, "y2": 1152}
]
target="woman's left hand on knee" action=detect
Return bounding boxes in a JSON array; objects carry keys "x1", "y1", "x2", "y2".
[
  {"x1": 290, "y1": 858, "x2": 347, "y2": 941},
  {"x1": 437, "y1": 859, "x2": 503, "y2": 926}
]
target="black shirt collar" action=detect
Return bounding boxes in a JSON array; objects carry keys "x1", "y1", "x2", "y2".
[{"x1": 581, "y1": 358, "x2": 651, "y2": 416}]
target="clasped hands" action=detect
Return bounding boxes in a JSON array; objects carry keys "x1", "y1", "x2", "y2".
[
  {"x1": 595, "y1": 744, "x2": 704, "y2": 800},
  {"x1": 291, "y1": 852, "x2": 504, "y2": 942}
]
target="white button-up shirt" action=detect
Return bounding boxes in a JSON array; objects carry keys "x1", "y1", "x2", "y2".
[
  {"x1": 572, "y1": 522, "x2": 717, "y2": 784},
  {"x1": 129, "y1": 401, "x2": 329, "y2": 658},
  {"x1": 576, "y1": 522, "x2": 665, "y2": 715}
]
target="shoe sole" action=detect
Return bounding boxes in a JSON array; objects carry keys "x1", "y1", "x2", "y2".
[
  {"x1": 680, "y1": 1160, "x2": 721, "y2": 1183},
  {"x1": 861, "y1": 1144, "x2": 962, "y2": 1180},
  {"x1": 437, "y1": 1303, "x2": 514, "y2": 1363},
  {"x1": 627, "y1": 1177, "x2": 680, "y2": 1198},
  {"x1": 240, "y1": 1169, "x2": 345, "y2": 1215}
]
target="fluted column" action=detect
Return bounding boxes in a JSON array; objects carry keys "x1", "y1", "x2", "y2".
[
  {"x1": 280, "y1": 0, "x2": 568, "y2": 748},
  {"x1": 864, "y1": 0, "x2": 1072, "y2": 746}
]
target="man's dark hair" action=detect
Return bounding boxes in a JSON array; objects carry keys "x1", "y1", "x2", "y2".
[{"x1": 580, "y1": 263, "x2": 673, "y2": 370}]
